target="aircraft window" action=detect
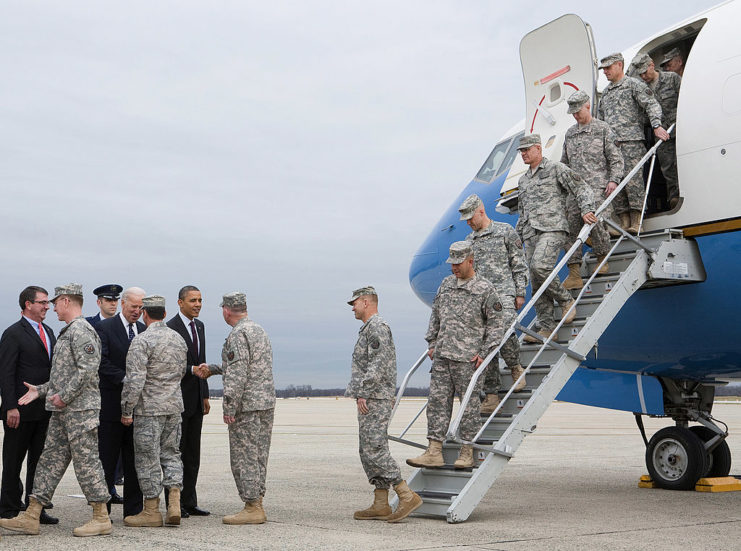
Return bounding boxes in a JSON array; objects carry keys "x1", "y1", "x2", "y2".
[
  {"x1": 549, "y1": 82, "x2": 561, "y2": 102},
  {"x1": 474, "y1": 132, "x2": 524, "y2": 183}
]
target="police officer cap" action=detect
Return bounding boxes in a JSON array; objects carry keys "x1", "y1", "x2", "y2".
[
  {"x1": 93, "y1": 284, "x2": 123, "y2": 300},
  {"x1": 51, "y1": 283, "x2": 83, "y2": 302},
  {"x1": 660, "y1": 47, "x2": 682, "y2": 67},
  {"x1": 517, "y1": 134, "x2": 541, "y2": 150},
  {"x1": 347, "y1": 286, "x2": 377, "y2": 305},
  {"x1": 446, "y1": 241, "x2": 473, "y2": 264},
  {"x1": 458, "y1": 194, "x2": 483, "y2": 221},
  {"x1": 598, "y1": 52, "x2": 624, "y2": 69},
  {"x1": 566, "y1": 90, "x2": 590, "y2": 114},
  {"x1": 141, "y1": 295, "x2": 165, "y2": 309},
  {"x1": 221, "y1": 292, "x2": 247, "y2": 309},
  {"x1": 630, "y1": 53, "x2": 653, "y2": 75}
]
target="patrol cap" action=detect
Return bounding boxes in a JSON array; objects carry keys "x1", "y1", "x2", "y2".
[
  {"x1": 598, "y1": 52, "x2": 624, "y2": 69},
  {"x1": 458, "y1": 194, "x2": 483, "y2": 220},
  {"x1": 566, "y1": 90, "x2": 590, "y2": 114},
  {"x1": 221, "y1": 291, "x2": 247, "y2": 309},
  {"x1": 51, "y1": 283, "x2": 83, "y2": 303},
  {"x1": 93, "y1": 284, "x2": 123, "y2": 300},
  {"x1": 630, "y1": 52, "x2": 653, "y2": 74},
  {"x1": 347, "y1": 286, "x2": 377, "y2": 305},
  {"x1": 517, "y1": 134, "x2": 541, "y2": 150},
  {"x1": 141, "y1": 295, "x2": 165, "y2": 309},
  {"x1": 660, "y1": 47, "x2": 682, "y2": 67},
  {"x1": 446, "y1": 241, "x2": 473, "y2": 264}
]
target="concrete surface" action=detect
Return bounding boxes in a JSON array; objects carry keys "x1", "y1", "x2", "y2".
[{"x1": 2, "y1": 398, "x2": 741, "y2": 549}]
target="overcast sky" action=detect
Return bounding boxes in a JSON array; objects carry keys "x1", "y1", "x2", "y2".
[{"x1": 0, "y1": 0, "x2": 718, "y2": 389}]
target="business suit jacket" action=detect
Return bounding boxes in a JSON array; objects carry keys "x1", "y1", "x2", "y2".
[
  {"x1": 0, "y1": 318, "x2": 56, "y2": 422},
  {"x1": 96, "y1": 316, "x2": 146, "y2": 422},
  {"x1": 166, "y1": 315, "x2": 208, "y2": 416},
  {"x1": 85, "y1": 313, "x2": 102, "y2": 328}
]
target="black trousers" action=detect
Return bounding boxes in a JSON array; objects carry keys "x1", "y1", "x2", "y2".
[
  {"x1": 98, "y1": 420, "x2": 142, "y2": 517},
  {"x1": 180, "y1": 412, "x2": 203, "y2": 508},
  {"x1": 0, "y1": 418, "x2": 48, "y2": 516}
]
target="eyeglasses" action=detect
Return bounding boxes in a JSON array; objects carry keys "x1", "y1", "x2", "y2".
[{"x1": 31, "y1": 300, "x2": 50, "y2": 306}]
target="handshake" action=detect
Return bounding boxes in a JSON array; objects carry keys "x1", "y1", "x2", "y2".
[{"x1": 193, "y1": 363, "x2": 212, "y2": 379}]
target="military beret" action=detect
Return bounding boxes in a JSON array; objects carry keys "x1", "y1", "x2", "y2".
[
  {"x1": 630, "y1": 52, "x2": 653, "y2": 75},
  {"x1": 458, "y1": 194, "x2": 483, "y2": 221},
  {"x1": 221, "y1": 292, "x2": 247, "y2": 309},
  {"x1": 517, "y1": 134, "x2": 541, "y2": 150},
  {"x1": 598, "y1": 52, "x2": 624, "y2": 69},
  {"x1": 347, "y1": 286, "x2": 377, "y2": 305},
  {"x1": 93, "y1": 284, "x2": 123, "y2": 300},
  {"x1": 446, "y1": 241, "x2": 473, "y2": 264},
  {"x1": 660, "y1": 47, "x2": 682, "y2": 67},
  {"x1": 141, "y1": 295, "x2": 165, "y2": 309},
  {"x1": 566, "y1": 90, "x2": 590, "y2": 114},
  {"x1": 51, "y1": 283, "x2": 83, "y2": 302}
]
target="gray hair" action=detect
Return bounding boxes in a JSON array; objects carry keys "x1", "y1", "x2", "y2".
[{"x1": 121, "y1": 286, "x2": 146, "y2": 302}]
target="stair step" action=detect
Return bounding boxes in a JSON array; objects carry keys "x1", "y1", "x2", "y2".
[{"x1": 417, "y1": 490, "x2": 457, "y2": 501}]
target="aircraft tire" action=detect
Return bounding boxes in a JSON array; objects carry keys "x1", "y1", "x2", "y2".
[
  {"x1": 646, "y1": 426, "x2": 708, "y2": 490},
  {"x1": 688, "y1": 426, "x2": 732, "y2": 478}
]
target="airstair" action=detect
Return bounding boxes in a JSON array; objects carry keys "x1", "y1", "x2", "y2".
[{"x1": 389, "y1": 128, "x2": 706, "y2": 523}]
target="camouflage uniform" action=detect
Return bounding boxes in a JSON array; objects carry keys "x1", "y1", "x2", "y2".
[
  {"x1": 121, "y1": 320, "x2": 187, "y2": 499},
  {"x1": 31, "y1": 316, "x2": 109, "y2": 506},
  {"x1": 425, "y1": 274, "x2": 503, "y2": 441},
  {"x1": 516, "y1": 157, "x2": 594, "y2": 331},
  {"x1": 465, "y1": 221, "x2": 528, "y2": 394},
  {"x1": 649, "y1": 70, "x2": 681, "y2": 202},
  {"x1": 209, "y1": 317, "x2": 275, "y2": 503},
  {"x1": 598, "y1": 76, "x2": 663, "y2": 213},
  {"x1": 561, "y1": 118, "x2": 624, "y2": 263},
  {"x1": 345, "y1": 314, "x2": 402, "y2": 489}
]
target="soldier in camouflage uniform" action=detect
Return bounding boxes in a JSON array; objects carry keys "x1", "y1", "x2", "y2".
[
  {"x1": 0, "y1": 284, "x2": 112, "y2": 538},
  {"x1": 458, "y1": 195, "x2": 528, "y2": 413},
  {"x1": 201, "y1": 292, "x2": 275, "y2": 525},
  {"x1": 598, "y1": 52, "x2": 670, "y2": 234},
  {"x1": 631, "y1": 53, "x2": 681, "y2": 209},
  {"x1": 561, "y1": 90, "x2": 625, "y2": 289},
  {"x1": 515, "y1": 134, "x2": 596, "y2": 342},
  {"x1": 120, "y1": 295, "x2": 187, "y2": 528},
  {"x1": 407, "y1": 242, "x2": 503, "y2": 470},
  {"x1": 345, "y1": 286, "x2": 421, "y2": 523}
]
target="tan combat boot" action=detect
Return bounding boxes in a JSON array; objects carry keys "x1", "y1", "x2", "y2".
[
  {"x1": 453, "y1": 445, "x2": 474, "y2": 469},
  {"x1": 124, "y1": 497, "x2": 163, "y2": 527},
  {"x1": 607, "y1": 225, "x2": 621, "y2": 237},
  {"x1": 386, "y1": 481, "x2": 422, "y2": 523},
  {"x1": 165, "y1": 487, "x2": 181, "y2": 526},
  {"x1": 222, "y1": 501, "x2": 266, "y2": 525},
  {"x1": 561, "y1": 298, "x2": 577, "y2": 324},
  {"x1": 353, "y1": 489, "x2": 392, "y2": 520},
  {"x1": 480, "y1": 393, "x2": 500, "y2": 415},
  {"x1": 523, "y1": 328, "x2": 551, "y2": 343},
  {"x1": 627, "y1": 210, "x2": 642, "y2": 235},
  {"x1": 619, "y1": 212, "x2": 631, "y2": 230},
  {"x1": 510, "y1": 365, "x2": 526, "y2": 392},
  {"x1": 562, "y1": 265, "x2": 583, "y2": 290},
  {"x1": 73, "y1": 502, "x2": 112, "y2": 537},
  {"x1": 0, "y1": 496, "x2": 42, "y2": 534},
  {"x1": 406, "y1": 439, "x2": 444, "y2": 468},
  {"x1": 593, "y1": 255, "x2": 609, "y2": 275}
]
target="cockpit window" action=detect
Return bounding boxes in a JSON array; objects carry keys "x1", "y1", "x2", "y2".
[{"x1": 474, "y1": 131, "x2": 525, "y2": 183}]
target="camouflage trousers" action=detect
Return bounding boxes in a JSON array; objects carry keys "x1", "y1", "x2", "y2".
[
  {"x1": 31, "y1": 410, "x2": 109, "y2": 506},
  {"x1": 613, "y1": 140, "x2": 647, "y2": 213},
  {"x1": 655, "y1": 136, "x2": 679, "y2": 202},
  {"x1": 524, "y1": 231, "x2": 572, "y2": 331},
  {"x1": 483, "y1": 306, "x2": 519, "y2": 394},
  {"x1": 133, "y1": 414, "x2": 183, "y2": 499},
  {"x1": 565, "y1": 195, "x2": 611, "y2": 265},
  {"x1": 229, "y1": 408, "x2": 274, "y2": 502},
  {"x1": 427, "y1": 357, "x2": 482, "y2": 442},
  {"x1": 357, "y1": 398, "x2": 402, "y2": 489}
]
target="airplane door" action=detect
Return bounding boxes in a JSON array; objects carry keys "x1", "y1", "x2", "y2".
[{"x1": 501, "y1": 14, "x2": 598, "y2": 196}]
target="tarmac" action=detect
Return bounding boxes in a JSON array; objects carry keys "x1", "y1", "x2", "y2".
[{"x1": 2, "y1": 398, "x2": 741, "y2": 550}]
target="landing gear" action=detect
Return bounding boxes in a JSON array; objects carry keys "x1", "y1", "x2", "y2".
[
  {"x1": 689, "y1": 425, "x2": 732, "y2": 478},
  {"x1": 646, "y1": 426, "x2": 707, "y2": 490}
]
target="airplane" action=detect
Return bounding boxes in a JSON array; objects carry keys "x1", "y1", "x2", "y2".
[{"x1": 400, "y1": 0, "x2": 741, "y2": 520}]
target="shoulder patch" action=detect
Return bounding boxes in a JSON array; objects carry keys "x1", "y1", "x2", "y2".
[
  {"x1": 494, "y1": 302, "x2": 502, "y2": 312},
  {"x1": 370, "y1": 337, "x2": 380, "y2": 350},
  {"x1": 227, "y1": 350, "x2": 235, "y2": 361},
  {"x1": 83, "y1": 343, "x2": 95, "y2": 355}
]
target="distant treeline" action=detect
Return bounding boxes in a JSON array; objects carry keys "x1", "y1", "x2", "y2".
[
  {"x1": 209, "y1": 386, "x2": 430, "y2": 398},
  {"x1": 715, "y1": 383, "x2": 741, "y2": 396}
]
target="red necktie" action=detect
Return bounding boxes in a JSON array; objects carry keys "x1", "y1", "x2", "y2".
[{"x1": 38, "y1": 324, "x2": 49, "y2": 355}]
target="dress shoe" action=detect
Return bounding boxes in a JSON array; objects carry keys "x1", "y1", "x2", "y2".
[
  {"x1": 180, "y1": 509, "x2": 190, "y2": 518},
  {"x1": 109, "y1": 492, "x2": 124, "y2": 505},
  {"x1": 40, "y1": 509, "x2": 59, "y2": 525},
  {"x1": 183, "y1": 506, "x2": 210, "y2": 516}
]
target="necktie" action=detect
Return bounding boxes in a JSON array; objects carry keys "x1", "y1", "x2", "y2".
[
  {"x1": 189, "y1": 321, "x2": 199, "y2": 359},
  {"x1": 128, "y1": 323, "x2": 135, "y2": 342},
  {"x1": 38, "y1": 324, "x2": 49, "y2": 355}
]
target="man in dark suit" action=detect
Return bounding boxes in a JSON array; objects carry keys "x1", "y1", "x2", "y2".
[
  {"x1": 0, "y1": 286, "x2": 58, "y2": 524},
  {"x1": 86, "y1": 284, "x2": 123, "y2": 328},
  {"x1": 96, "y1": 286, "x2": 145, "y2": 518},
  {"x1": 167, "y1": 285, "x2": 210, "y2": 517}
]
